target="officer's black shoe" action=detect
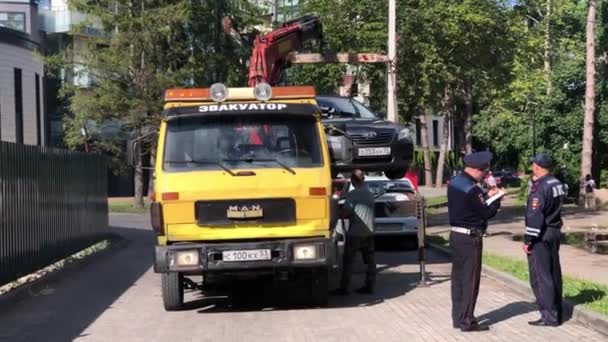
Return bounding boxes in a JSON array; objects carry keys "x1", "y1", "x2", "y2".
[
  {"x1": 528, "y1": 319, "x2": 559, "y2": 327},
  {"x1": 460, "y1": 323, "x2": 490, "y2": 332},
  {"x1": 330, "y1": 288, "x2": 349, "y2": 296},
  {"x1": 355, "y1": 286, "x2": 374, "y2": 295}
]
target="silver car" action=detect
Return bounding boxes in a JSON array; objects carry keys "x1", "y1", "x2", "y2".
[{"x1": 332, "y1": 175, "x2": 419, "y2": 247}]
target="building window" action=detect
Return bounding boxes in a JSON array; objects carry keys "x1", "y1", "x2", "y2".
[
  {"x1": 0, "y1": 12, "x2": 26, "y2": 32},
  {"x1": 415, "y1": 118, "x2": 421, "y2": 146},
  {"x1": 14, "y1": 68, "x2": 23, "y2": 144},
  {"x1": 36, "y1": 73, "x2": 42, "y2": 146},
  {"x1": 432, "y1": 119, "x2": 439, "y2": 147}
]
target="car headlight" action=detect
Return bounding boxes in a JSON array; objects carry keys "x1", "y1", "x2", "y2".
[
  {"x1": 398, "y1": 128, "x2": 411, "y2": 141},
  {"x1": 293, "y1": 243, "x2": 324, "y2": 260},
  {"x1": 327, "y1": 136, "x2": 343, "y2": 149},
  {"x1": 170, "y1": 250, "x2": 200, "y2": 267}
]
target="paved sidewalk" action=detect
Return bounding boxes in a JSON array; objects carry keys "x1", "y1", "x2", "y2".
[
  {"x1": 0, "y1": 214, "x2": 604, "y2": 341},
  {"x1": 428, "y1": 196, "x2": 608, "y2": 285}
]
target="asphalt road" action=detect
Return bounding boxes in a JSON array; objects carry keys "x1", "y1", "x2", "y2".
[{"x1": 0, "y1": 214, "x2": 605, "y2": 342}]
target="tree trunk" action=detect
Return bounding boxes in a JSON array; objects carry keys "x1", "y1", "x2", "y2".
[
  {"x1": 418, "y1": 114, "x2": 433, "y2": 186},
  {"x1": 463, "y1": 86, "x2": 473, "y2": 154},
  {"x1": 544, "y1": 0, "x2": 552, "y2": 95},
  {"x1": 133, "y1": 134, "x2": 144, "y2": 208},
  {"x1": 435, "y1": 86, "x2": 452, "y2": 187},
  {"x1": 580, "y1": 0, "x2": 597, "y2": 205}
]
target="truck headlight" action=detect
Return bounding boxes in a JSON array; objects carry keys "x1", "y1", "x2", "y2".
[
  {"x1": 293, "y1": 243, "x2": 324, "y2": 260},
  {"x1": 398, "y1": 128, "x2": 411, "y2": 141},
  {"x1": 170, "y1": 250, "x2": 200, "y2": 267}
]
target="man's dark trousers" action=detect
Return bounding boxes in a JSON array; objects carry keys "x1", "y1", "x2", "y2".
[
  {"x1": 340, "y1": 235, "x2": 376, "y2": 290},
  {"x1": 450, "y1": 231, "x2": 483, "y2": 329},
  {"x1": 528, "y1": 228, "x2": 563, "y2": 324}
]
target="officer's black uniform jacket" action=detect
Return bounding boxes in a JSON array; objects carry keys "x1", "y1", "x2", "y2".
[
  {"x1": 448, "y1": 172, "x2": 501, "y2": 233},
  {"x1": 524, "y1": 175, "x2": 565, "y2": 244}
]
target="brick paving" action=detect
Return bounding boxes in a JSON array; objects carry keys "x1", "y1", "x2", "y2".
[{"x1": 0, "y1": 214, "x2": 605, "y2": 342}]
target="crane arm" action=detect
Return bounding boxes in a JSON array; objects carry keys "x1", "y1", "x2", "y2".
[{"x1": 248, "y1": 15, "x2": 323, "y2": 87}]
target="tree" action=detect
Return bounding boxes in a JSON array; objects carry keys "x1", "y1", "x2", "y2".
[
  {"x1": 51, "y1": 1, "x2": 263, "y2": 207},
  {"x1": 418, "y1": 113, "x2": 433, "y2": 185},
  {"x1": 435, "y1": 86, "x2": 453, "y2": 187},
  {"x1": 581, "y1": 0, "x2": 597, "y2": 203}
]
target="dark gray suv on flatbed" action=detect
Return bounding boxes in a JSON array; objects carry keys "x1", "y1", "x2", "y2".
[{"x1": 316, "y1": 95, "x2": 414, "y2": 179}]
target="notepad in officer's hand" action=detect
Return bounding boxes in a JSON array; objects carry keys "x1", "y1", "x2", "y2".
[{"x1": 485, "y1": 189, "x2": 505, "y2": 206}]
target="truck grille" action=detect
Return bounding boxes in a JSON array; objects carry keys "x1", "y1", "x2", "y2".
[
  {"x1": 375, "y1": 201, "x2": 418, "y2": 218},
  {"x1": 350, "y1": 132, "x2": 394, "y2": 145},
  {"x1": 195, "y1": 198, "x2": 296, "y2": 226}
]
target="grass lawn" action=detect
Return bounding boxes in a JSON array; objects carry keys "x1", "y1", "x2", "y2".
[
  {"x1": 108, "y1": 198, "x2": 150, "y2": 214},
  {"x1": 425, "y1": 195, "x2": 448, "y2": 207},
  {"x1": 483, "y1": 252, "x2": 608, "y2": 316}
]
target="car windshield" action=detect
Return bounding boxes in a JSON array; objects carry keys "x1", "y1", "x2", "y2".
[
  {"x1": 365, "y1": 180, "x2": 414, "y2": 195},
  {"x1": 163, "y1": 114, "x2": 323, "y2": 172},
  {"x1": 317, "y1": 97, "x2": 377, "y2": 119},
  {"x1": 366, "y1": 180, "x2": 414, "y2": 196}
]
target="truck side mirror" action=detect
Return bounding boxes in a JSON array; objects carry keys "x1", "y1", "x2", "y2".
[
  {"x1": 127, "y1": 129, "x2": 158, "y2": 167},
  {"x1": 376, "y1": 112, "x2": 387, "y2": 119},
  {"x1": 126, "y1": 140, "x2": 138, "y2": 167}
]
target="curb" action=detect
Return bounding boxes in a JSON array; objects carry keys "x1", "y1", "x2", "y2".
[
  {"x1": 0, "y1": 234, "x2": 127, "y2": 309},
  {"x1": 428, "y1": 242, "x2": 608, "y2": 337}
]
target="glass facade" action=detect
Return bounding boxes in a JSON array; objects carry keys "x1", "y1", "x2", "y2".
[{"x1": 0, "y1": 12, "x2": 26, "y2": 32}]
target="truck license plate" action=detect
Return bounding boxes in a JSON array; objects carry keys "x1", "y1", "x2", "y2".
[
  {"x1": 222, "y1": 249, "x2": 271, "y2": 262},
  {"x1": 358, "y1": 147, "x2": 391, "y2": 156}
]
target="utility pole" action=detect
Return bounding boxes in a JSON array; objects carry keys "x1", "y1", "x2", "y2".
[{"x1": 387, "y1": 0, "x2": 398, "y2": 123}]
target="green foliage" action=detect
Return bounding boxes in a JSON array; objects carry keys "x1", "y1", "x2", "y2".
[
  {"x1": 51, "y1": 0, "x2": 263, "y2": 175},
  {"x1": 483, "y1": 252, "x2": 608, "y2": 316},
  {"x1": 519, "y1": 175, "x2": 531, "y2": 201},
  {"x1": 475, "y1": 0, "x2": 608, "y2": 183}
]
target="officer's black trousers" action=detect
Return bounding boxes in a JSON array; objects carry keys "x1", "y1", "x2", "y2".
[
  {"x1": 450, "y1": 232, "x2": 483, "y2": 329},
  {"x1": 340, "y1": 235, "x2": 376, "y2": 290},
  {"x1": 527, "y1": 228, "x2": 563, "y2": 324}
]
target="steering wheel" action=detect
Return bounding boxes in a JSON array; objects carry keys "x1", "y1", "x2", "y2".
[{"x1": 278, "y1": 148, "x2": 310, "y2": 157}]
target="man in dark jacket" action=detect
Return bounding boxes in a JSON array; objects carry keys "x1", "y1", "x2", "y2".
[
  {"x1": 524, "y1": 153, "x2": 565, "y2": 327},
  {"x1": 332, "y1": 169, "x2": 376, "y2": 295},
  {"x1": 448, "y1": 151, "x2": 504, "y2": 332}
]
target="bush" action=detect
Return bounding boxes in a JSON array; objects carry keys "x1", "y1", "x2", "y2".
[{"x1": 518, "y1": 175, "x2": 531, "y2": 201}]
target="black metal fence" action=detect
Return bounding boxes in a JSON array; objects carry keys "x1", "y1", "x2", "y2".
[{"x1": 0, "y1": 141, "x2": 109, "y2": 286}]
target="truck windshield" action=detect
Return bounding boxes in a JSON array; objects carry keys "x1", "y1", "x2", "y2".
[{"x1": 163, "y1": 114, "x2": 323, "y2": 172}]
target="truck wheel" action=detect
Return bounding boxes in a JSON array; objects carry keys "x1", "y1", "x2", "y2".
[
  {"x1": 162, "y1": 272, "x2": 184, "y2": 311},
  {"x1": 310, "y1": 268, "x2": 329, "y2": 307}
]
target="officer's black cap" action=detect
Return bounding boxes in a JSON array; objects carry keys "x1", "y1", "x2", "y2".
[
  {"x1": 463, "y1": 151, "x2": 493, "y2": 169},
  {"x1": 530, "y1": 153, "x2": 553, "y2": 169}
]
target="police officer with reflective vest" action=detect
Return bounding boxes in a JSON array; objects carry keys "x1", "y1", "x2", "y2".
[
  {"x1": 448, "y1": 151, "x2": 504, "y2": 332},
  {"x1": 523, "y1": 153, "x2": 564, "y2": 327}
]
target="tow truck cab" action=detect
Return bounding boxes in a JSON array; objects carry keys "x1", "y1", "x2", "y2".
[{"x1": 150, "y1": 83, "x2": 337, "y2": 310}]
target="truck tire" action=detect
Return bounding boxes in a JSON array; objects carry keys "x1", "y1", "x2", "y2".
[
  {"x1": 310, "y1": 268, "x2": 329, "y2": 307},
  {"x1": 162, "y1": 272, "x2": 184, "y2": 311}
]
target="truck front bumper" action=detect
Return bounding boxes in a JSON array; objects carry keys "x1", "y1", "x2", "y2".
[{"x1": 154, "y1": 237, "x2": 336, "y2": 273}]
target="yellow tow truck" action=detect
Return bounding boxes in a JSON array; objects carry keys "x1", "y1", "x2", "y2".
[{"x1": 144, "y1": 83, "x2": 339, "y2": 310}]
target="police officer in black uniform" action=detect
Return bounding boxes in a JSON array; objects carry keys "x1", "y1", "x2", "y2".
[
  {"x1": 448, "y1": 151, "x2": 504, "y2": 332},
  {"x1": 524, "y1": 153, "x2": 564, "y2": 327}
]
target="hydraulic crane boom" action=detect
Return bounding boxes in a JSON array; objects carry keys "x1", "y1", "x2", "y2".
[{"x1": 248, "y1": 15, "x2": 323, "y2": 87}]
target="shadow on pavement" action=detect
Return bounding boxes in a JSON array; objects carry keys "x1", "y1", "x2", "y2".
[
  {"x1": 185, "y1": 249, "x2": 451, "y2": 314},
  {"x1": 476, "y1": 301, "x2": 537, "y2": 326},
  {"x1": 0, "y1": 220, "x2": 154, "y2": 342},
  {"x1": 563, "y1": 288, "x2": 607, "y2": 323}
]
